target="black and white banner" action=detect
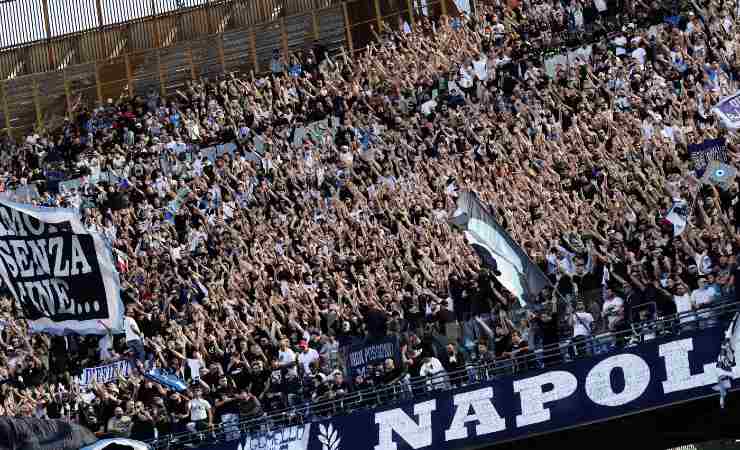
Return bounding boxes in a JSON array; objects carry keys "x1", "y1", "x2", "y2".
[
  {"x1": 344, "y1": 336, "x2": 401, "y2": 379},
  {"x1": 0, "y1": 198, "x2": 123, "y2": 335},
  {"x1": 451, "y1": 191, "x2": 551, "y2": 304}
]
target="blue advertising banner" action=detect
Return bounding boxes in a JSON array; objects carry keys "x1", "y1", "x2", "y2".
[{"x1": 195, "y1": 327, "x2": 736, "y2": 450}]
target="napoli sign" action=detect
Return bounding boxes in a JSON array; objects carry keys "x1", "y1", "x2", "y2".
[
  {"x1": 314, "y1": 328, "x2": 734, "y2": 450},
  {"x1": 194, "y1": 327, "x2": 734, "y2": 450}
]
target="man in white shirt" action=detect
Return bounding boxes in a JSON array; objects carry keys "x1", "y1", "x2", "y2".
[
  {"x1": 571, "y1": 301, "x2": 594, "y2": 338},
  {"x1": 472, "y1": 54, "x2": 488, "y2": 82},
  {"x1": 569, "y1": 302, "x2": 594, "y2": 358},
  {"x1": 602, "y1": 287, "x2": 625, "y2": 332},
  {"x1": 187, "y1": 351, "x2": 205, "y2": 382},
  {"x1": 419, "y1": 356, "x2": 448, "y2": 390},
  {"x1": 691, "y1": 276, "x2": 719, "y2": 328},
  {"x1": 673, "y1": 283, "x2": 696, "y2": 332},
  {"x1": 187, "y1": 387, "x2": 213, "y2": 432},
  {"x1": 278, "y1": 339, "x2": 298, "y2": 377},
  {"x1": 297, "y1": 340, "x2": 319, "y2": 374},
  {"x1": 123, "y1": 308, "x2": 144, "y2": 361}
]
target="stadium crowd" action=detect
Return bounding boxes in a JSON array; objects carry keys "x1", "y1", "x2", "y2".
[{"x1": 0, "y1": 0, "x2": 739, "y2": 444}]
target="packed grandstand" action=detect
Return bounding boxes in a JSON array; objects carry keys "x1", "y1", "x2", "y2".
[{"x1": 0, "y1": 0, "x2": 739, "y2": 448}]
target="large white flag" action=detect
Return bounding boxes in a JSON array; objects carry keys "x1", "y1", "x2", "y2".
[{"x1": 665, "y1": 198, "x2": 690, "y2": 236}]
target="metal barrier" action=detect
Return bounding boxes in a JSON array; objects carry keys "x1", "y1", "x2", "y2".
[{"x1": 146, "y1": 300, "x2": 740, "y2": 449}]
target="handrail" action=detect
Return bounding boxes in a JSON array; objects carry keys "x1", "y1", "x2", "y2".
[
  {"x1": 146, "y1": 300, "x2": 739, "y2": 448},
  {"x1": 0, "y1": 0, "x2": 267, "y2": 53}
]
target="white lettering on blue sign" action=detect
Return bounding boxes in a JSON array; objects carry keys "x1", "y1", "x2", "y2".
[
  {"x1": 659, "y1": 338, "x2": 715, "y2": 393},
  {"x1": 513, "y1": 371, "x2": 577, "y2": 427},
  {"x1": 585, "y1": 354, "x2": 650, "y2": 406},
  {"x1": 369, "y1": 336, "x2": 738, "y2": 450},
  {"x1": 444, "y1": 387, "x2": 505, "y2": 441},
  {"x1": 374, "y1": 400, "x2": 436, "y2": 450}
]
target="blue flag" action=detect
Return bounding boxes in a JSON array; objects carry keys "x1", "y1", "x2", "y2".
[{"x1": 144, "y1": 368, "x2": 188, "y2": 392}]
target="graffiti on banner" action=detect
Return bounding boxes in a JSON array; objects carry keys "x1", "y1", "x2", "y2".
[
  {"x1": 78, "y1": 359, "x2": 131, "y2": 387},
  {"x1": 239, "y1": 424, "x2": 311, "y2": 450}
]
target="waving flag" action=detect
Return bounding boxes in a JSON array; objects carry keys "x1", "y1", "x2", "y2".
[
  {"x1": 0, "y1": 197, "x2": 123, "y2": 335},
  {"x1": 665, "y1": 198, "x2": 690, "y2": 236},
  {"x1": 451, "y1": 191, "x2": 551, "y2": 304},
  {"x1": 714, "y1": 312, "x2": 740, "y2": 408},
  {"x1": 713, "y1": 90, "x2": 740, "y2": 130}
]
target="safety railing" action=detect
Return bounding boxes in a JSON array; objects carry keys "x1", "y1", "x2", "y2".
[{"x1": 146, "y1": 300, "x2": 740, "y2": 449}]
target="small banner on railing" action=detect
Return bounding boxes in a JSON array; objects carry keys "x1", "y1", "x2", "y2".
[
  {"x1": 78, "y1": 359, "x2": 131, "y2": 387},
  {"x1": 343, "y1": 336, "x2": 401, "y2": 379}
]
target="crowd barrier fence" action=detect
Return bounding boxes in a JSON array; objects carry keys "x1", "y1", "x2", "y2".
[{"x1": 145, "y1": 300, "x2": 740, "y2": 449}]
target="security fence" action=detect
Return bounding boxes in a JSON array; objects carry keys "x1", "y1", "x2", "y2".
[{"x1": 0, "y1": 0, "x2": 453, "y2": 139}]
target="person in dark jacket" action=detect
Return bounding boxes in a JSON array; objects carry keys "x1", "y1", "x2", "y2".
[{"x1": 530, "y1": 297, "x2": 560, "y2": 368}]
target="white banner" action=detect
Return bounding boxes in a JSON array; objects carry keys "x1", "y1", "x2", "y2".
[
  {"x1": 0, "y1": 197, "x2": 124, "y2": 335},
  {"x1": 712, "y1": 90, "x2": 740, "y2": 130},
  {"x1": 666, "y1": 198, "x2": 689, "y2": 236},
  {"x1": 544, "y1": 45, "x2": 592, "y2": 78},
  {"x1": 240, "y1": 424, "x2": 311, "y2": 450},
  {"x1": 79, "y1": 359, "x2": 131, "y2": 387}
]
